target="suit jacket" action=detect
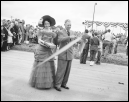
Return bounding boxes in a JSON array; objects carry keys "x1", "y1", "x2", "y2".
[
  {"x1": 13, "y1": 25, "x2": 19, "y2": 35},
  {"x1": 57, "y1": 29, "x2": 74, "y2": 60},
  {"x1": 90, "y1": 36, "x2": 100, "y2": 51},
  {"x1": 2, "y1": 27, "x2": 8, "y2": 41},
  {"x1": 82, "y1": 34, "x2": 91, "y2": 49},
  {"x1": 19, "y1": 23, "x2": 25, "y2": 34}
]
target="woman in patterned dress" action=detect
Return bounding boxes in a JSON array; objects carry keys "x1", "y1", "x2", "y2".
[{"x1": 29, "y1": 15, "x2": 57, "y2": 89}]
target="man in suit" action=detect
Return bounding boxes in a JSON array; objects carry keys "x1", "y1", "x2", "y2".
[
  {"x1": 90, "y1": 32, "x2": 100, "y2": 66},
  {"x1": 55, "y1": 19, "x2": 76, "y2": 91},
  {"x1": 25, "y1": 24, "x2": 31, "y2": 44},
  {"x1": 80, "y1": 29, "x2": 91, "y2": 64},
  {"x1": 19, "y1": 20, "x2": 25, "y2": 43},
  {"x1": 13, "y1": 21, "x2": 20, "y2": 45},
  {"x1": 95, "y1": 32, "x2": 103, "y2": 65}
]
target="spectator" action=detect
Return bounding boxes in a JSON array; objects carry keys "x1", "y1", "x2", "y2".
[
  {"x1": 33, "y1": 28, "x2": 38, "y2": 43},
  {"x1": 24, "y1": 24, "x2": 30, "y2": 44},
  {"x1": 10, "y1": 22, "x2": 16, "y2": 47},
  {"x1": 95, "y1": 32, "x2": 103, "y2": 65},
  {"x1": 21, "y1": 20, "x2": 26, "y2": 43},
  {"x1": 7, "y1": 22, "x2": 13, "y2": 50},
  {"x1": 28, "y1": 26, "x2": 34, "y2": 43},
  {"x1": 102, "y1": 29, "x2": 113, "y2": 58},
  {"x1": 111, "y1": 33, "x2": 120, "y2": 54},
  {"x1": 125, "y1": 37, "x2": 128, "y2": 56},
  {"x1": 1, "y1": 25, "x2": 4, "y2": 48},
  {"x1": 18, "y1": 20, "x2": 23, "y2": 44},
  {"x1": 126, "y1": 37, "x2": 128, "y2": 56},
  {"x1": 89, "y1": 32, "x2": 100, "y2": 66},
  {"x1": 80, "y1": 29, "x2": 91, "y2": 64},
  {"x1": 1, "y1": 20, "x2": 9, "y2": 51},
  {"x1": 13, "y1": 21, "x2": 20, "y2": 45}
]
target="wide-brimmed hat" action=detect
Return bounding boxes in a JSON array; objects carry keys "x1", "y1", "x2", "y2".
[{"x1": 38, "y1": 15, "x2": 56, "y2": 27}]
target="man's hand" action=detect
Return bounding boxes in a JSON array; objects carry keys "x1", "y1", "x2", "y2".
[{"x1": 70, "y1": 35, "x2": 76, "y2": 40}]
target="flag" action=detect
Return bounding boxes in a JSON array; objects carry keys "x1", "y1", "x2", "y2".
[
  {"x1": 118, "y1": 23, "x2": 124, "y2": 28},
  {"x1": 84, "y1": 20, "x2": 89, "y2": 25},
  {"x1": 110, "y1": 22, "x2": 117, "y2": 28},
  {"x1": 103, "y1": 22, "x2": 110, "y2": 28},
  {"x1": 95, "y1": 21, "x2": 103, "y2": 26}
]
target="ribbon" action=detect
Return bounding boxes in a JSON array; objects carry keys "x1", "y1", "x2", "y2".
[{"x1": 36, "y1": 37, "x2": 82, "y2": 67}]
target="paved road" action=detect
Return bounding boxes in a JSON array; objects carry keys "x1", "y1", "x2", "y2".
[{"x1": 1, "y1": 50, "x2": 128, "y2": 101}]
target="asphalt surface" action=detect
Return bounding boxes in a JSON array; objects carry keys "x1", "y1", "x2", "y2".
[{"x1": 1, "y1": 50, "x2": 128, "y2": 101}]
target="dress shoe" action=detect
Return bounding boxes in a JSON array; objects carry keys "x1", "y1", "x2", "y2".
[
  {"x1": 95, "y1": 62, "x2": 101, "y2": 65},
  {"x1": 54, "y1": 87, "x2": 61, "y2": 91},
  {"x1": 17, "y1": 43, "x2": 21, "y2": 45},
  {"x1": 61, "y1": 85, "x2": 69, "y2": 89}
]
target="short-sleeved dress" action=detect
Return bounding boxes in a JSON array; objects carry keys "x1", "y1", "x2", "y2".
[{"x1": 29, "y1": 30, "x2": 56, "y2": 89}]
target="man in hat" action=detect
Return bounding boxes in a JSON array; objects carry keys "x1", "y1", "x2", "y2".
[{"x1": 55, "y1": 19, "x2": 76, "y2": 91}]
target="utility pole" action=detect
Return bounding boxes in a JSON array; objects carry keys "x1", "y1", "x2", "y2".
[{"x1": 91, "y1": 3, "x2": 97, "y2": 31}]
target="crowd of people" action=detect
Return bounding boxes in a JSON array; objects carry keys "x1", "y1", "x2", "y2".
[
  {"x1": 1, "y1": 18, "x2": 39, "y2": 51},
  {"x1": 79, "y1": 28, "x2": 128, "y2": 66},
  {"x1": 1, "y1": 18, "x2": 128, "y2": 58}
]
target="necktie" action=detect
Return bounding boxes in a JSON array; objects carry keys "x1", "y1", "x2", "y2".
[
  {"x1": 67, "y1": 31, "x2": 71, "y2": 41},
  {"x1": 67, "y1": 31, "x2": 70, "y2": 36}
]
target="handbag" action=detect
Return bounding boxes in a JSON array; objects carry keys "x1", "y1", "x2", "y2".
[{"x1": 40, "y1": 41, "x2": 56, "y2": 49}]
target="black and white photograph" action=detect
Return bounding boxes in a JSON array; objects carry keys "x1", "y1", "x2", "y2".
[{"x1": 1, "y1": 1, "x2": 128, "y2": 101}]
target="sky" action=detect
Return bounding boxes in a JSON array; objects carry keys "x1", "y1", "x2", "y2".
[{"x1": 1, "y1": 1, "x2": 128, "y2": 34}]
